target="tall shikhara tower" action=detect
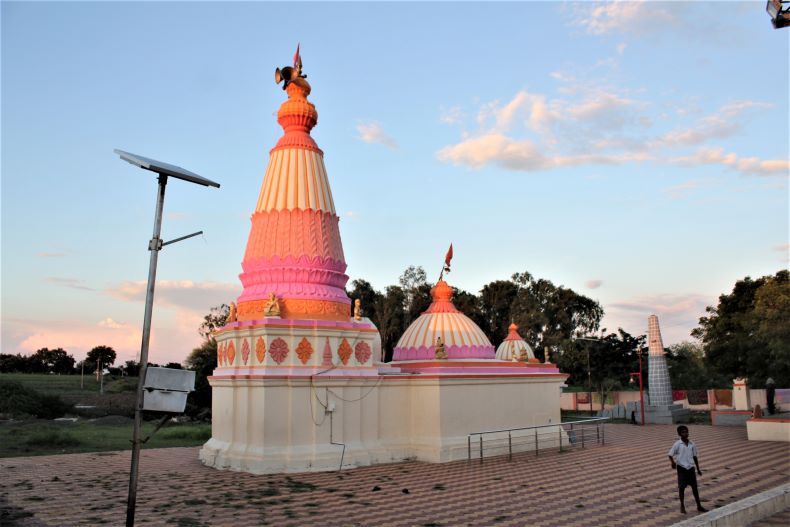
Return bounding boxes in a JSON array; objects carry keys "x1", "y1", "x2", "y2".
[
  {"x1": 212, "y1": 48, "x2": 381, "y2": 375},
  {"x1": 236, "y1": 68, "x2": 349, "y2": 322}
]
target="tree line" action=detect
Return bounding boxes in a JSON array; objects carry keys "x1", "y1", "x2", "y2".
[{"x1": 0, "y1": 345, "x2": 181, "y2": 376}]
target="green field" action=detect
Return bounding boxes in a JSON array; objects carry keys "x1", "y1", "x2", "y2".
[
  {"x1": 0, "y1": 419, "x2": 211, "y2": 458},
  {"x1": 0, "y1": 372, "x2": 137, "y2": 396},
  {"x1": 0, "y1": 373, "x2": 210, "y2": 458}
]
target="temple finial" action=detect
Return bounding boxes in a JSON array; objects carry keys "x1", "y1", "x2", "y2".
[{"x1": 275, "y1": 44, "x2": 309, "y2": 91}]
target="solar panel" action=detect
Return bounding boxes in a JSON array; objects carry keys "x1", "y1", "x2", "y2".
[{"x1": 114, "y1": 149, "x2": 220, "y2": 188}]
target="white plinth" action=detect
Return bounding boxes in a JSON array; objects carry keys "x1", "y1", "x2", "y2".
[{"x1": 200, "y1": 373, "x2": 566, "y2": 474}]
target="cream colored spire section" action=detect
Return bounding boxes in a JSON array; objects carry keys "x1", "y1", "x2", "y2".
[{"x1": 254, "y1": 148, "x2": 336, "y2": 213}]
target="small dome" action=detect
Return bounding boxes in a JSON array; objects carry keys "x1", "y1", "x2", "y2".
[
  {"x1": 495, "y1": 322, "x2": 535, "y2": 361},
  {"x1": 393, "y1": 280, "x2": 494, "y2": 360}
]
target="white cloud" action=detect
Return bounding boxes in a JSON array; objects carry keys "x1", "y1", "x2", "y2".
[
  {"x1": 571, "y1": 1, "x2": 682, "y2": 36},
  {"x1": 36, "y1": 252, "x2": 66, "y2": 258},
  {"x1": 661, "y1": 178, "x2": 711, "y2": 199},
  {"x1": 107, "y1": 280, "x2": 238, "y2": 312},
  {"x1": 356, "y1": 121, "x2": 398, "y2": 149},
  {"x1": 97, "y1": 317, "x2": 126, "y2": 329},
  {"x1": 586, "y1": 279, "x2": 603, "y2": 289},
  {"x1": 45, "y1": 277, "x2": 95, "y2": 291},
  {"x1": 616, "y1": 42, "x2": 627, "y2": 55},
  {"x1": 672, "y1": 147, "x2": 790, "y2": 176},
  {"x1": 439, "y1": 105, "x2": 464, "y2": 125}
]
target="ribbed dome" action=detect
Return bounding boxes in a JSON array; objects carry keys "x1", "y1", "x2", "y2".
[
  {"x1": 495, "y1": 323, "x2": 536, "y2": 362},
  {"x1": 393, "y1": 280, "x2": 494, "y2": 360}
]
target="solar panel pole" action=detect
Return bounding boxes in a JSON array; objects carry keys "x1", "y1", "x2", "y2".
[
  {"x1": 114, "y1": 149, "x2": 219, "y2": 527},
  {"x1": 126, "y1": 173, "x2": 168, "y2": 527}
]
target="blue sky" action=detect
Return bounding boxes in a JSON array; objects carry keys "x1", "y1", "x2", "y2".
[{"x1": 2, "y1": 1, "x2": 788, "y2": 364}]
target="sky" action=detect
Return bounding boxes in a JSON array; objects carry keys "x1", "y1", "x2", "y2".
[{"x1": 2, "y1": 1, "x2": 788, "y2": 365}]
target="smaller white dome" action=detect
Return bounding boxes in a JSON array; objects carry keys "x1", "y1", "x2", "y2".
[{"x1": 495, "y1": 323, "x2": 536, "y2": 361}]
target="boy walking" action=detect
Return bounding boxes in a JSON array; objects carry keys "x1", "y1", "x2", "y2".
[{"x1": 668, "y1": 425, "x2": 708, "y2": 514}]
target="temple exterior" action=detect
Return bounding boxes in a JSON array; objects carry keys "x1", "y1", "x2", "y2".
[{"x1": 200, "y1": 50, "x2": 568, "y2": 474}]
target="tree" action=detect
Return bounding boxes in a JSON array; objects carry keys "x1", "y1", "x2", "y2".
[
  {"x1": 87, "y1": 345, "x2": 117, "y2": 368},
  {"x1": 376, "y1": 286, "x2": 408, "y2": 361},
  {"x1": 479, "y1": 280, "x2": 519, "y2": 347},
  {"x1": 398, "y1": 265, "x2": 427, "y2": 313},
  {"x1": 0, "y1": 354, "x2": 30, "y2": 373},
  {"x1": 753, "y1": 270, "x2": 790, "y2": 385},
  {"x1": 693, "y1": 270, "x2": 788, "y2": 386},
  {"x1": 185, "y1": 339, "x2": 217, "y2": 414},
  {"x1": 665, "y1": 341, "x2": 709, "y2": 390},
  {"x1": 29, "y1": 348, "x2": 75, "y2": 374},
  {"x1": 199, "y1": 303, "x2": 230, "y2": 340}
]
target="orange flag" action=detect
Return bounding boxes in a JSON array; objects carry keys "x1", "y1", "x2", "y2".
[{"x1": 444, "y1": 243, "x2": 453, "y2": 269}]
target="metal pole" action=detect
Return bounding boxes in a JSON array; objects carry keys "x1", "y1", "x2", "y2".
[
  {"x1": 535, "y1": 428, "x2": 539, "y2": 457},
  {"x1": 601, "y1": 422, "x2": 605, "y2": 445},
  {"x1": 581, "y1": 424, "x2": 584, "y2": 449},
  {"x1": 126, "y1": 174, "x2": 168, "y2": 527},
  {"x1": 587, "y1": 346, "x2": 593, "y2": 413},
  {"x1": 479, "y1": 435, "x2": 483, "y2": 464},
  {"x1": 638, "y1": 349, "x2": 645, "y2": 426},
  {"x1": 559, "y1": 426, "x2": 563, "y2": 452},
  {"x1": 467, "y1": 436, "x2": 471, "y2": 462},
  {"x1": 508, "y1": 431, "x2": 512, "y2": 461},
  {"x1": 81, "y1": 360, "x2": 84, "y2": 389}
]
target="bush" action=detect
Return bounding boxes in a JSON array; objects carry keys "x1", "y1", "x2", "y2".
[
  {"x1": 0, "y1": 381, "x2": 72, "y2": 419},
  {"x1": 23, "y1": 429, "x2": 82, "y2": 448},
  {"x1": 159, "y1": 426, "x2": 211, "y2": 441}
]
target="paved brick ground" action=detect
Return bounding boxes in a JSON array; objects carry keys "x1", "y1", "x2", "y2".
[
  {"x1": 750, "y1": 507, "x2": 790, "y2": 526},
  {"x1": 1, "y1": 424, "x2": 788, "y2": 527}
]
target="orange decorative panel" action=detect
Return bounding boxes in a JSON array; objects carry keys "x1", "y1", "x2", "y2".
[
  {"x1": 255, "y1": 337, "x2": 266, "y2": 363},
  {"x1": 338, "y1": 338, "x2": 352, "y2": 366},
  {"x1": 241, "y1": 339, "x2": 250, "y2": 365},
  {"x1": 236, "y1": 298, "x2": 350, "y2": 322},
  {"x1": 295, "y1": 337, "x2": 314, "y2": 365},
  {"x1": 354, "y1": 341, "x2": 372, "y2": 364},
  {"x1": 226, "y1": 341, "x2": 236, "y2": 364},
  {"x1": 269, "y1": 338, "x2": 289, "y2": 364}
]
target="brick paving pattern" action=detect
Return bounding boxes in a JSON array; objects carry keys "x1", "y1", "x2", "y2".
[
  {"x1": 749, "y1": 507, "x2": 790, "y2": 526},
  {"x1": 1, "y1": 424, "x2": 788, "y2": 526}
]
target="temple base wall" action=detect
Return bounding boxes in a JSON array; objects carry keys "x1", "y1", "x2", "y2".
[{"x1": 199, "y1": 374, "x2": 565, "y2": 474}]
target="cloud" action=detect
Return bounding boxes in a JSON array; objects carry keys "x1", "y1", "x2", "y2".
[
  {"x1": 672, "y1": 147, "x2": 790, "y2": 176},
  {"x1": 437, "y1": 88, "x2": 782, "y2": 176},
  {"x1": 36, "y1": 252, "x2": 66, "y2": 258},
  {"x1": 16, "y1": 319, "x2": 142, "y2": 362},
  {"x1": 356, "y1": 121, "x2": 398, "y2": 149},
  {"x1": 616, "y1": 42, "x2": 627, "y2": 55},
  {"x1": 344, "y1": 211, "x2": 359, "y2": 219},
  {"x1": 656, "y1": 101, "x2": 770, "y2": 148},
  {"x1": 97, "y1": 317, "x2": 126, "y2": 329},
  {"x1": 774, "y1": 243, "x2": 790, "y2": 252},
  {"x1": 585, "y1": 280, "x2": 603, "y2": 289},
  {"x1": 661, "y1": 178, "x2": 711, "y2": 199},
  {"x1": 570, "y1": 1, "x2": 683, "y2": 36},
  {"x1": 45, "y1": 277, "x2": 95, "y2": 291},
  {"x1": 603, "y1": 293, "x2": 713, "y2": 345},
  {"x1": 437, "y1": 132, "x2": 651, "y2": 172},
  {"x1": 440, "y1": 105, "x2": 464, "y2": 125},
  {"x1": 107, "y1": 280, "x2": 238, "y2": 313}
]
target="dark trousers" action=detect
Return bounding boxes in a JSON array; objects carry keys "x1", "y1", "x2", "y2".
[{"x1": 677, "y1": 466, "x2": 702, "y2": 506}]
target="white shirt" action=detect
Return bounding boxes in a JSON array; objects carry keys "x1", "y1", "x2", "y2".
[{"x1": 668, "y1": 439, "x2": 698, "y2": 469}]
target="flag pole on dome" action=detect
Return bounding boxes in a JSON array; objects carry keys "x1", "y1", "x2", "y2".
[
  {"x1": 438, "y1": 243, "x2": 453, "y2": 282},
  {"x1": 294, "y1": 43, "x2": 302, "y2": 72}
]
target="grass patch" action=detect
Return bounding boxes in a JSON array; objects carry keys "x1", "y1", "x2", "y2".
[
  {"x1": 24, "y1": 429, "x2": 81, "y2": 448},
  {"x1": 0, "y1": 421, "x2": 211, "y2": 458},
  {"x1": 0, "y1": 381, "x2": 71, "y2": 419}
]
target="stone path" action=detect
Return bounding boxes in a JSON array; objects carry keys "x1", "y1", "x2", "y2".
[{"x1": 1, "y1": 424, "x2": 788, "y2": 526}]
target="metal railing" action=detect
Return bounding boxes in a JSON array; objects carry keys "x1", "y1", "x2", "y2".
[{"x1": 467, "y1": 417, "x2": 610, "y2": 463}]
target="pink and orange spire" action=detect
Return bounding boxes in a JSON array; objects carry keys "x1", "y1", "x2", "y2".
[{"x1": 236, "y1": 47, "x2": 351, "y2": 322}]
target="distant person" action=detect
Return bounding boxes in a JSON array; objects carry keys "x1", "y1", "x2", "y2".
[
  {"x1": 668, "y1": 425, "x2": 708, "y2": 515},
  {"x1": 766, "y1": 378, "x2": 776, "y2": 415}
]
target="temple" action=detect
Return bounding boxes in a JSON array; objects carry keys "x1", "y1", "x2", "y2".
[{"x1": 200, "y1": 49, "x2": 568, "y2": 474}]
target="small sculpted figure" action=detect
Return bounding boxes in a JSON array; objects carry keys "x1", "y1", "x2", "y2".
[
  {"x1": 354, "y1": 299, "x2": 361, "y2": 321},
  {"x1": 227, "y1": 302, "x2": 237, "y2": 323},
  {"x1": 264, "y1": 293, "x2": 281, "y2": 317},
  {"x1": 434, "y1": 336, "x2": 448, "y2": 360}
]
